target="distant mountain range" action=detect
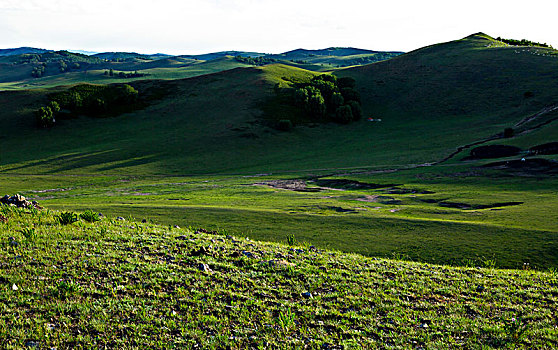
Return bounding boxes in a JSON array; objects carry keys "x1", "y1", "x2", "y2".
[
  {"x1": 0, "y1": 47, "x2": 52, "y2": 56},
  {"x1": 0, "y1": 46, "x2": 402, "y2": 61},
  {"x1": 0, "y1": 46, "x2": 404, "y2": 90}
]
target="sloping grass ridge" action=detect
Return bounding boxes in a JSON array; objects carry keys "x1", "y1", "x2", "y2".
[{"x1": 1, "y1": 206, "x2": 557, "y2": 349}]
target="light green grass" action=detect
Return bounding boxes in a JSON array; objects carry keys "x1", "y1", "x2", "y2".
[
  {"x1": 1, "y1": 167, "x2": 556, "y2": 269},
  {"x1": 1, "y1": 206, "x2": 556, "y2": 348}
]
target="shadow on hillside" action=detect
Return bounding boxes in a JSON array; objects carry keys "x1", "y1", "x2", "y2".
[{"x1": 1, "y1": 150, "x2": 159, "y2": 173}]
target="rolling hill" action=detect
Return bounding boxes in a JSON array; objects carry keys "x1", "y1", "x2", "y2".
[
  {"x1": 269, "y1": 47, "x2": 403, "y2": 67},
  {"x1": 0, "y1": 33, "x2": 556, "y2": 175},
  {"x1": 0, "y1": 34, "x2": 556, "y2": 269},
  {"x1": 0, "y1": 46, "x2": 402, "y2": 90}
]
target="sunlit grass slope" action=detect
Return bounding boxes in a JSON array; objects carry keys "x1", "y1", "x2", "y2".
[{"x1": 1, "y1": 206, "x2": 557, "y2": 348}]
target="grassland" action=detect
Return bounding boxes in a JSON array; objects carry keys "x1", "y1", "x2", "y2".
[
  {"x1": 0, "y1": 34, "x2": 556, "y2": 271},
  {"x1": 1, "y1": 162, "x2": 556, "y2": 270},
  {"x1": 1, "y1": 206, "x2": 557, "y2": 349},
  {"x1": 0, "y1": 57, "x2": 252, "y2": 91}
]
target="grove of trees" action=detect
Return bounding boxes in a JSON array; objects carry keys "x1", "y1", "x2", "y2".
[
  {"x1": 291, "y1": 74, "x2": 362, "y2": 124},
  {"x1": 35, "y1": 84, "x2": 140, "y2": 128}
]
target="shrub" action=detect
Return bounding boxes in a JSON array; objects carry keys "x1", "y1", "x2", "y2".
[
  {"x1": 277, "y1": 119, "x2": 293, "y2": 131},
  {"x1": 56, "y1": 212, "x2": 78, "y2": 225},
  {"x1": 347, "y1": 100, "x2": 362, "y2": 120},
  {"x1": 307, "y1": 92, "x2": 327, "y2": 120},
  {"x1": 80, "y1": 210, "x2": 100, "y2": 223},
  {"x1": 48, "y1": 101, "x2": 60, "y2": 113},
  {"x1": 338, "y1": 76, "x2": 356, "y2": 89},
  {"x1": 503, "y1": 128, "x2": 514, "y2": 138},
  {"x1": 334, "y1": 105, "x2": 354, "y2": 124},
  {"x1": 329, "y1": 92, "x2": 344, "y2": 111},
  {"x1": 286, "y1": 234, "x2": 297, "y2": 246},
  {"x1": 22, "y1": 227, "x2": 36, "y2": 241},
  {"x1": 341, "y1": 87, "x2": 361, "y2": 103},
  {"x1": 470, "y1": 145, "x2": 521, "y2": 159},
  {"x1": 35, "y1": 106, "x2": 55, "y2": 128},
  {"x1": 312, "y1": 74, "x2": 337, "y2": 84}
]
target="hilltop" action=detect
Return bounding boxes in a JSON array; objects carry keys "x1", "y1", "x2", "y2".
[
  {"x1": 1, "y1": 206, "x2": 556, "y2": 348},
  {"x1": 0, "y1": 47, "x2": 52, "y2": 56}
]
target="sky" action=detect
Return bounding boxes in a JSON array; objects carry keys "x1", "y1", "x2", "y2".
[{"x1": 1, "y1": 0, "x2": 557, "y2": 55}]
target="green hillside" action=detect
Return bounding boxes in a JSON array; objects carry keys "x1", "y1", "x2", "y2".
[
  {"x1": 268, "y1": 47, "x2": 403, "y2": 68},
  {"x1": 0, "y1": 33, "x2": 556, "y2": 270},
  {"x1": 1, "y1": 34, "x2": 557, "y2": 175},
  {"x1": 337, "y1": 33, "x2": 558, "y2": 158}
]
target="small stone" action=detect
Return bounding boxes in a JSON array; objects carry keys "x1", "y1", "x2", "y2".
[
  {"x1": 12, "y1": 283, "x2": 18, "y2": 291},
  {"x1": 419, "y1": 323, "x2": 429, "y2": 329},
  {"x1": 198, "y1": 263, "x2": 212, "y2": 272},
  {"x1": 242, "y1": 251, "x2": 254, "y2": 258}
]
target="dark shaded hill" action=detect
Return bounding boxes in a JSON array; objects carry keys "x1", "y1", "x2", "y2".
[{"x1": 338, "y1": 33, "x2": 558, "y2": 122}]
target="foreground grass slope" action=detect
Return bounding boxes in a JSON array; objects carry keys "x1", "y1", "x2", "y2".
[{"x1": 1, "y1": 206, "x2": 557, "y2": 349}]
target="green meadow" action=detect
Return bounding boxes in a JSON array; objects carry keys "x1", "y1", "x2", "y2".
[
  {"x1": 1, "y1": 34, "x2": 556, "y2": 270},
  {"x1": 1, "y1": 32, "x2": 558, "y2": 348}
]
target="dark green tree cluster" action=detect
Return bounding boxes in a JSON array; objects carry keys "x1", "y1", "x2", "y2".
[
  {"x1": 31, "y1": 63, "x2": 46, "y2": 78},
  {"x1": 234, "y1": 56, "x2": 278, "y2": 66},
  {"x1": 61, "y1": 84, "x2": 138, "y2": 116},
  {"x1": 59, "y1": 60, "x2": 68, "y2": 72},
  {"x1": 103, "y1": 70, "x2": 148, "y2": 78},
  {"x1": 35, "y1": 101, "x2": 60, "y2": 128},
  {"x1": 292, "y1": 75, "x2": 362, "y2": 124},
  {"x1": 496, "y1": 37, "x2": 553, "y2": 48},
  {"x1": 338, "y1": 53, "x2": 401, "y2": 67},
  {"x1": 35, "y1": 84, "x2": 140, "y2": 128}
]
